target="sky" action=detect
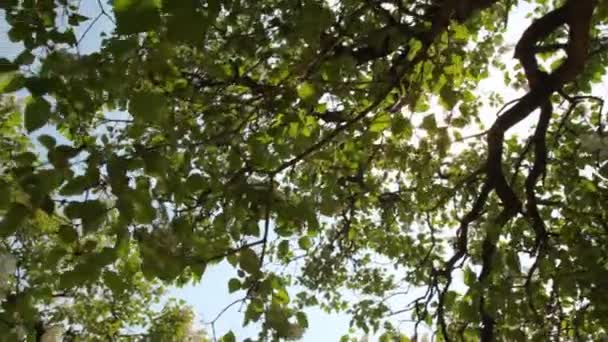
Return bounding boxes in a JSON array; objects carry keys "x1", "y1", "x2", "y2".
[{"x1": 4, "y1": 1, "x2": 607, "y2": 341}]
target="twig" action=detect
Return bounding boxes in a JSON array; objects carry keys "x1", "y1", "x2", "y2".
[
  {"x1": 259, "y1": 176, "x2": 274, "y2": 267},
  {"x1": 204, "y1": 297, "x2": 247, "y2": 325},
  {"x1": 77, "y1": 12, "x2": 102, "y2": 47},
  {"x1": 97, "y1": 0, "x2": 115, "y2": 24}
]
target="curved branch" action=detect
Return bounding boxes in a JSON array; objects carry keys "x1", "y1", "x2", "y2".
[{"x1": 474, "y1": 1, "x2": 594, "y2": 340}]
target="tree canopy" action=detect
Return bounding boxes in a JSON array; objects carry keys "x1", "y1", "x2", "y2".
[{"x1": 1, "y1": 0, "x2": 608, "y2": 340}]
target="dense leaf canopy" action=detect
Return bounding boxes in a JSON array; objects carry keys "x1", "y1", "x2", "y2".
[{"x1": 1, "y1": 0, "x2": 608, "y2": 341}]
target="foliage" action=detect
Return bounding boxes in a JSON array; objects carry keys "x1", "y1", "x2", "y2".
[
  {"x1": 148, "y1": 300, "x2": 210, "y2": 342},
  {"x1": 1, "y1": 0, "x2": 608, "y2": 341},
  {"x1": 0, "y1": 97, "x2": 202, "y2": 341}
]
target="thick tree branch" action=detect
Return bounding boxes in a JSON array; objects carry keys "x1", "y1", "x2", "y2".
[
  {"x1": 525, "y1": 101, "x2": 552, "y2": 249},
  {"x1": 474, "y1": 1, "x2": 595, "y2": 340}
]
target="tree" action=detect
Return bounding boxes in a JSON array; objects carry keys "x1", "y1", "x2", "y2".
[
  {"x1": 1, "y1": 0, "x2": 608, "y2": 340},
  {"x1": 148, "y1": 300, "x2": 210, "y2": 342},
  {"x1": 0, "y1": 98, "x2": 203, "y2": 341}
]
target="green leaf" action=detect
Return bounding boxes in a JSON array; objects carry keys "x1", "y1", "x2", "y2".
[
  {"x1": 129, "y1": 91, "x2": 166, "y2": 123},
  {"x1": 452, "y1": 22, "x2": 469, "y2": 41},
  {"x1": 244, "y1": 298, "x2": 264, "y2": 325},
  {"x1": 370, "y1": 112, "x2": 391, "y2": 133},
  {"x1": 49, "y1": 145, "x2": 80, "y2": 169},
  {"x1": 57, "y1": 225, "x2": 79, "y2": 244},
  {"x1": 277, "y1": 240, "x2": 290, "y2": 259},
  {"x1": 0, "y1": 204, "x2": 29, "y2": 237},
  {"x1": 298, "y1": 236, "x2": 312, "y2": 250},
  {"x1": 391, "y1": 116, "x2": 413, "y2": 138},
  {"x1": 228, "y1": 278, "x2": 241, "y2": 293},
  {"x1": 421, "y1": 114, "x2": 437, "y2": 131},
  {"x1": 0, "y1": 71, "x2": 24, "y2": 94},
  {"x1": 464, "y1": 266, "x2": 476, "y2": 286},
  {"x1": 64, "y1": 200, "x2": 107, "y2": 233},
  {"x1": 239, "y1": 248, "x2": 261, "y2": 277},
  {"x1": 414, "y1": 99, "x2": 430, "y2": 112},
  {"x1": 164, "y1": 3, "x2": 207, "y2": 43},
  {"x1": 24, "y1": 96, "x2": 52, "y2": 133},
  {"x1": 185, "y1": 173, "x2": 207, "y2": 191},
  {"x1": 298, "y1": 3, "x2": 331, "y2": 45},
  {"x1": 104, "y1": 271, "x2": 127, "y2": 294},
  {"x1": 37, "y1": 134, "x2": 56, "y2": 150},
  {"x1": 207, "y1": 0, "x2": 221, "y2": 21},
  {"x1": 24, "y1": 77, "x2": 52, "y2": 96},
  {"x1": 95, "y1": 247, "x2": 118, "y2": 267},
  {"x1": 141, "y1": 150, "x2": 167, "y2": 176},
  {"x1": 14, "y1": 152, "x2": 37, "y2": 166},
  {"x1": 0, "y1": 181, "x2": 10, "y2": 210},
  {"x1": 0, "y1": 58, "x2": 18, "y2": 73},
  {"x1": 288, "y1": 122, "x2": 299, "y2": 138},
  {"x1": 220, "y1": 331, "x2": 236, "y2": 342},
  {"x1": 130, "y1": 189, "x2": 156, "y2": 224},
  {"x1": 60, "y1": 175, "x2": 96, "y2": 196},
  {"x1": 407, "y1": 39, "x2": 422, "y2": 61},
  {"x1": 107, "y1": 155, "x2": 129, "y2": 192},
  {"x1": 296, "y1": 311, "x2": 309, "y2": 328},
  {"x1": 114, "y1": 0, "x2": 162, "y2": 34},
  {"x1": 59, "y1": 268, "x2": 94, "y2": 289},
  {"x1": 68, "y1": 13, "x2": 90, "y2": 26},
  {"x1": 191, "y1": 262, "x2": 207, "y2": 281},
  {"x1": 275, "y1": 288, "x2": 290, "y2": 304},
  {"x1": 266, "y1": 303, "x2": 291, "y2": 337},
  {"x1": 439, "y1": 86, "x2": 459, "y2": 109},
  {"x1": 297, "y1": 82, "x2": 316, "y2": 103}
]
